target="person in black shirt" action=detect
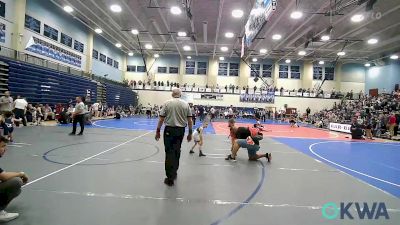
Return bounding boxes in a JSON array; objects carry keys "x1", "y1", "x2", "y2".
[
  {"x1": 226, "y1": 119, "x2": 271, "y2": 162},
  {"x1": 351, "y1": 118, "x2": 364, "y2": 139}
]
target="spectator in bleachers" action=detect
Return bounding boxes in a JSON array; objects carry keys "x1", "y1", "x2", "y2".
[
  {"x1": 0, "y1": 91, "x2": 13, "y2": 114},
  {"x1": 26, "y1": 104, "x2": 36, "y2": 124},
  {"x1": 35, "y1": 104, "x2": 43, "y2": 126},
  {"x1": 44, "y1": 104, "x2": 55, "y2": 121},
  {"x1": 12, "y1": 96, "x2": 28, "y2": 127},
  {"x1": 91, "y1": 102, "x2": 100, "y2": 117}
]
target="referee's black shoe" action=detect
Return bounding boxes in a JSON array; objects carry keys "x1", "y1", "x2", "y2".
[{"x1": 164, "y1": 178, "x2": 174, "y2": 186}]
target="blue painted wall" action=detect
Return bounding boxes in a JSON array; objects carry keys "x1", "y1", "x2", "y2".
[
  {"x1": 127, "y1": 55, "x2": 146, "y2": 66},
  {"x1": 92, "y1": 34, "x2": 124, "y2": 81},
  {"x1": 365, "y1": 63, "x2": 400, "y2": 92},
  {"x1": 26, "y1": 0, "x2": 88, "y2": 46},
  {"x1": 341, "y1": 63, "x2": 366, "y2": 82}
]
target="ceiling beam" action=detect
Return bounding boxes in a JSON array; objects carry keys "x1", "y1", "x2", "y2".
[
  {"x1": 212, "y1": 0, "x2": 225, "y2": 58},
  {"x1": 61, "y1": 0, "x2": 137, "y2": 53},
  {"x1": 151, "y1": 0, "x2": 182, "y2": 57},
  {"x1": 88, "y1": 0, "x2": 141, "y2": 51},
  {"x1": 120, "y1": 0, "x2": 160, "y2": 53}
]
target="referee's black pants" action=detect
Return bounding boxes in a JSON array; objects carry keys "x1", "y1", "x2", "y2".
[
  {"x1": 14, "y1": 109, "x2": 27, "y2": 126},
  {"x1": 72, "y1": 114, "x2": 84, "y2": 134},
  {"x1": 163, "y1": 126, "x2": 185, "y2": 180}
]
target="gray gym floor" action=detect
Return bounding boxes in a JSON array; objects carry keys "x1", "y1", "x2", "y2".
[{"x1": 2, "y1": 126, "x2": 399, "y2": 225}]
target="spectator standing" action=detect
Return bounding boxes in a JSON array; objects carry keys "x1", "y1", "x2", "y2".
[
  {"x1": 155, "y1": 89, "x2": 193, "y2": 186},
  {"x1": 388, "y1": 112, "x2": 397, "y2": 139},
  {"x1": 12, "y1": 96, "x2": 28, "y2": 127},
  {"x1": 0, "y1": 91, "x2": 13, "y2": 114}
]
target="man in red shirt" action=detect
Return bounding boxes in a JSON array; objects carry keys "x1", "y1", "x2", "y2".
[{"x1": 388, "y1": 112, "x2": 397, "y2": 139}]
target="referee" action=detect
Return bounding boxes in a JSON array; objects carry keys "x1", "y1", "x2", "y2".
[{"x1": 155, "y1": 88, "x2": 193, "y2": 186}]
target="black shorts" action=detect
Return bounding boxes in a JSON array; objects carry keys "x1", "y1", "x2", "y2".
[
  {"x1": 290, "y1": 120, "x2": 295, "y2": 124},
  {"x1": 146, "y1": 110, "x2": 151, "y2": 115}
]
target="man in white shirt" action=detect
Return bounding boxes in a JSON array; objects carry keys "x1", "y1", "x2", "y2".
[
  {"x1": 69, "y1": 96, "x2": 85, "y2": 135},
  {"x1": 13, "y1": 96, "x2": 28, "y2": 127},
  {"x1": 0, "y1": 91, "x2": 13, "y2": 113}
]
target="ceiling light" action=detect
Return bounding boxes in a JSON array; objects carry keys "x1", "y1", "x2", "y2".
[
  {"x1": 390, "y1": 55, "x2": 399, "y2": 60},
  {"x1": 319, "y1": 61, "x2": 324, "y2": 65},
  {"x1": 337, "y1": 51, "x2": 346, "y2": 56},
  {"x1": 115, "y1": 43, "x2": 122, "y2": 48},
  {"x1": 367, "y1": 38, "x2": 378, "y2": 44},
  {"x1": 285, "y1": 59, "x2": 291, "y2": 63},
  {"x1": 145, "y1": 44, "x2": 153, "y2": 49},
  {"x1": 219, "y1": 56, "x2": 225, "y2": 61},
  {"x1": 183, "y1": 45, "x2": 191, "y2": 51},
  {"x1": 220, "y1": 46, "x2": 228, "y2": 52},
  {"x1": 232, "y1": 9, "x2": 244, "y2": 18},
  {"x1": 259, "y1": 49, "x2": 267, "y2": 54},
  {"x1": 171, "y1": 6, "x2": 182, "y2": 15},
  {"x1": 225, "y1": 32, "x2": 234, "y2": 38},
  {"x1": 364, "y1": 63, "x2": 371, "y2": 67},
  {"x1": 187, "y1": 56, "x2": 192, "y2": 59},
  {"x1": 110, "y1": 4, "x2": 122, "y2": 13},
  {"x1": 351, "y1": 14, "x2": 364, "y2": 23},
  {"x1": 321, "y1": 35, "x2": 330, "y2": 41},
  {"x1": 94, "y1": 28, "x2": 103, "y2": 34},
  {"x1": 128, "y1": 52, "x2": 133, "y2": 56},
  {"x1": 63, "y1": 6, "x2": 73, "y2": 13},
  {"x1": 131, "y1": 29, "x2": 139, "y2": 35},
  {"x1": 177, "y1": 31, "x2": 187, "y2": 37},
  {"x1": 154, "y1": 54, "x2": 160, "y2": 58},
  {"x1": 298, "y1": 50, "x2": 306, "y2": 56},
  {"x1": 252, "y1": 58, "x2": 258, "y2": 62},
  {"x1": 290, "y1": 11, "x2": 303, "y2": 19},
  {"x1": 272, "y1": 34, "x2": 282, "y2": 40}
]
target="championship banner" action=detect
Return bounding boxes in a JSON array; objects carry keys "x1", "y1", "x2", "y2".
[
  {"x1": 240, "y1": 91, "x2": 275, "y2": 103},
  {"x1": 194, "y1": 93, "x2": 223, "y2": 101},
  {"x1": 243, "y1": 0, "x2": 276, "y2": 49}
]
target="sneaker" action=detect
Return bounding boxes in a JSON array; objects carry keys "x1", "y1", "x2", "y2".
[
  {"x1": 266, "y1": 153, "x2": 272, "y2": 163},
  {"x1": 225, "y1": 155, "x2": 236, "y2": 161},
  {"x1": 68, "y1": 132, "x2": 76, "y2": 136},
  {"x1": 189, "y1": 150, "x2": 195, "y2": 154},
  {"x1": 199, "y1": 151, "x2": 206, "y2": 157},
  {"x1": 163, "y1": 178, "x2": 174, "y2": 186},
  {"x1": 77, "y1": 133, "x2": 83, "y2": 136},
  {"x1": 0, "y1": 210, "x2": 19, "y2": 222}
]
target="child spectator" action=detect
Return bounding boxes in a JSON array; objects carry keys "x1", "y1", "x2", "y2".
[{"x1": 1, "y1": 112, "x2": 21, "y2": 142}]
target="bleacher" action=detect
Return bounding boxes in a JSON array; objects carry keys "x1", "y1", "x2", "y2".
[
  {"x1": 105, "y1": 82, "x2": 136, "y2": 106},
  {"x1": 0, "y1": 57, "x2": 136, "y2": 107},
  {"x1": 0, "y1": 57, "x2": 98, "y2": 105}
]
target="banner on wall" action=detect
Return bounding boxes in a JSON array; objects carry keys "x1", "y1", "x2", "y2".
[
  {"x1": 192, "y1": 93, "x2": 223, "y2": 101},
  {"x1": 329, "y1": 123, "x2": 351, "y2": 133},
  {"x1": 0, "y1": 22, "x2": 5, "y2": 43},
  {"x1": 242, "y1": 0, "x2": 276, "y2": 57},
  {"x1": 240, "y1": 91, "x2": 275, "y2": 103},
  {"x1": 25, "y1": 36, "x2": 82, "y2": 67}
]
